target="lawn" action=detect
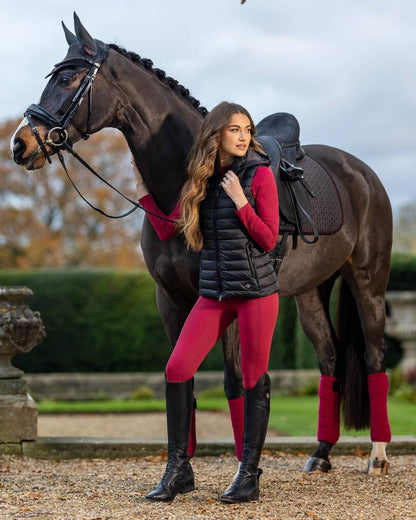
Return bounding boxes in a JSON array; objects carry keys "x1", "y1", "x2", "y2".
[{"x1": 37, "y1": 395, "x2": 415, "y2": 436}]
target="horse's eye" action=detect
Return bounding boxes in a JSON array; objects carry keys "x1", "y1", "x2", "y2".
[{"x1": 59, "y1": 75, "x2": 72, "y2": 87}]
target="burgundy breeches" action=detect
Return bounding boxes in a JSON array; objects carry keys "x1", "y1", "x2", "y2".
[{"x1": 166, "y1": 293, "x2": 279, "y2": 389}]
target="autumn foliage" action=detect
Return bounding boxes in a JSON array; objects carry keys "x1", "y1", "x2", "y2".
[{"x1": 1, "y1": 118, "x2": 145, "y2": 268}]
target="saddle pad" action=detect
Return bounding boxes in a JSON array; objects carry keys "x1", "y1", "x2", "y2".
[{"x1": 279, "y1": 153, "x2": 343, "y2": 235}]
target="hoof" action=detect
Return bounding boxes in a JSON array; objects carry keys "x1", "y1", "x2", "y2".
[
  {"x1": 366, "y1": 457, "x2": 390, "y2": 475},
  {"x1": 303, "y1": 456, "x2": 332, "y2": 473}
]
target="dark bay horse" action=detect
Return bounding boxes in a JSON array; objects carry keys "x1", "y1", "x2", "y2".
[{"x1": 11, "y1": 14, "x2": 392, "y2": 474}]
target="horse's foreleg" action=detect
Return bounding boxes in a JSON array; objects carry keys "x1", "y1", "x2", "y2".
[
  {"x1": 222, "y1": 320, "x2": 244, "y2": 461},
  {"x1": 295, "y1": 282, "x2": 340, "y2": 473}
]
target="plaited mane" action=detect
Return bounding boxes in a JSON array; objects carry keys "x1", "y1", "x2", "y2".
[{"x1": 109, "y1": 44, "x2": 208, "y2": 117}]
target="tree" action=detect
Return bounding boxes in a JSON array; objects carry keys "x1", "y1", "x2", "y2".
[{"x1": 0, "y1": 118, "x2": 145, "y2": 268}]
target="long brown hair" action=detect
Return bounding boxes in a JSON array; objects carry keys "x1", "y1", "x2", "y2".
[{"x1": 178, "y1": 101, "x2": 263, "y2": 251}]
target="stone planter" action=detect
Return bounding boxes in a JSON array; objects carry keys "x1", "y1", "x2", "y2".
[
  {"x1": 0, "y1": 287, "x2": 46, "y2": 442},
  {"x1": 385, "y1": 291, "x2": 416, "y2": 374}
]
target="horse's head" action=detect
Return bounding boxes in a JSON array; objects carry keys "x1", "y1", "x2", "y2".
[{"x1": 11, "y1": 13, "x2": 114, "y2": 170}]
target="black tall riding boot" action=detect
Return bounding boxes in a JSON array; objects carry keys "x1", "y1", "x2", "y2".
[
  {"x1": 145, "y1": 379, "x2": 195, "y2": 501},
  {"x1": 220, "y1": 373, "x2": 270, "y2": 503}
]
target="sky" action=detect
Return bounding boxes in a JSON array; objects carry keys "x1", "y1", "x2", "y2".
[{"x1": 1, "y1": 0, "x2": 415, "y2": 212}]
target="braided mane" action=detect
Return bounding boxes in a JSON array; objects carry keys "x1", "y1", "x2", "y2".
[{"x1": 109, "y1": 43, "x2": 208, "y2": 117}]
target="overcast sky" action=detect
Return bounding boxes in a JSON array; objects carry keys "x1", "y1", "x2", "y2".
[{"x1": 1, "y1": 0, "x2": 415, "y2": 211}]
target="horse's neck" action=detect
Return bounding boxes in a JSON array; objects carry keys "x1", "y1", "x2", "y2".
[{"x1": 107, "y1": 50, "x2": 202, "y2": 213}]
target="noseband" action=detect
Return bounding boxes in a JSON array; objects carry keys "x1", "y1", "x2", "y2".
[{"x1": 22, "y1": 40, "x2": 175, "y2": 222}]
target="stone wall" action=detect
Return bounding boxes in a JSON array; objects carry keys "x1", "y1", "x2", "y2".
[{"x1": 25, "y1": 370, "x2": 321, "y2": 400}]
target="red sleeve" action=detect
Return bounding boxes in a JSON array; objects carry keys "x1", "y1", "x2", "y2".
[
  {"x1": 139, "y1": 194, "x2": 180, "y2": 241},
  {"x1": 235, "y1": 165, "x2": 279, "y2": 251}
]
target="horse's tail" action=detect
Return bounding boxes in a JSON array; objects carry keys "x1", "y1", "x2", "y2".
[{"x1": 337, "y1": 277, "x2": 370, "y2": 430}]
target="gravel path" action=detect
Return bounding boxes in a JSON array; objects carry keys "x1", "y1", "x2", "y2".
[
  {"x1": 0, "y1": 453, "x2": 415, "y2": 519},
  {"x1": 3, "y1": 413, "x2": 415, "y2": 519},
  {"x1": 38, "y1": 411, "x2": 281, "y2": 438}
]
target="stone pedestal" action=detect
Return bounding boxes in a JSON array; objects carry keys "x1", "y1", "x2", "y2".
[
  {"x1": 0, "y1": 379, "x2": 38, "y2": 442},
  {"x1": 385, "y1": 291, "x2": 416, "y2": 373},
  {"x1": 0, "y1": 287, "x2": 46, "y2": 442}
]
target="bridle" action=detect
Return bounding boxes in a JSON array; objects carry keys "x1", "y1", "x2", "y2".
[
  {"x1": 23, "y1": 39, "x2": 175, "y2": 222},
  {"x1": 25, "y1": 39, "x2": 108, "y2": 163}
]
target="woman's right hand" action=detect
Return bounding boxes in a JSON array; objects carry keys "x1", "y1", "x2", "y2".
[{"x1": 131, "y1": 157, "x2": 149, "y2": 198}]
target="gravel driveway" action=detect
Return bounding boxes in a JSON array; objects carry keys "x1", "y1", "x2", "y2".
[
  {"x1": 0, "y1": 453, "x2": 415, "y2": 519},
  {"x1": 2, "y1": 412, "x2": 415, "y2": 519}
]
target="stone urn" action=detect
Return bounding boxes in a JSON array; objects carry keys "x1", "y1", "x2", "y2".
[
  {"x1": 0, "y1": 286, "x2": 46, "y2": 442},
  {"x1": 385, "y1": 291, "x2": 416, "y2": 374}
]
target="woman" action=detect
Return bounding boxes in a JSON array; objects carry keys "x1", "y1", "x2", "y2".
[{"x1": 134, "y1": 102, "x2": 279, "y2": 503}]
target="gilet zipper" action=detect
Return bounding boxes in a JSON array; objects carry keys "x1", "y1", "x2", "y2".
[{"x1": 214, "y1": 185, "x2": 224, "y2": 301}]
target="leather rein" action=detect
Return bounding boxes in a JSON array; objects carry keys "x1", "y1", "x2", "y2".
[{"x1": 24, "y1": 40, "x2": 175, "y2": 222}]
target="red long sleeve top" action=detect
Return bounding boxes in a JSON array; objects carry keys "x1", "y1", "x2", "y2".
[{"x1": 139, "y1": 165, "x2": 279, "y2": 252}]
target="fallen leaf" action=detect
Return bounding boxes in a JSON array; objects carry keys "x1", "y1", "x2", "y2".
[
  {"x1": 145, "y1": 452, "x2": 168, "y2": 462},
  {"x1": 354, "y1": 446, "x2": 370, "y2": 458}
]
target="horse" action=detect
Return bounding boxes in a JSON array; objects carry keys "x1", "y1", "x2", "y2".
[{"x1": 10, "y1": 13, "x2": 392, "y2": 475}]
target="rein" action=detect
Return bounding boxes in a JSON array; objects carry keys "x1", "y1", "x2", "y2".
[
  {"x1": 24, "y1": 39, "x2": 176, "y2": 223},
  {"x1": 57, "y1": 143, "x2": 176, "y2": 221}
]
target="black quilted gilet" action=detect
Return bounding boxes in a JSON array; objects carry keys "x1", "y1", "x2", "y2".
[{"x1": 198, "y1": 152, "x2": 278, "y2": 300}]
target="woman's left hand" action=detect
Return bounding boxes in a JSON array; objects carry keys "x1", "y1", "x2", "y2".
[{"x1": 221, "y1": 170, "x2": 248, "y2": 210}]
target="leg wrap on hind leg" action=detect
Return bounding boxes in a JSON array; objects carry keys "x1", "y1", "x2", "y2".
[
  {"x1": 317, "y1": 375, "x2": 341, "y2": 445},
  {"x1": 368, "y1": 372, "x2": 391, "y2": 442}
]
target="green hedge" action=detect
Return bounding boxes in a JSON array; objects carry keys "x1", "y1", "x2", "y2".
[
  {"x1": 1, "y1": 269, "x2": 171, "y2": 373},
  {"x1": 387, "y1": 254, "x2": 416, "y2": 290},
  {"x1": 0, "y1": 268, "x2": 307, "y2": 373},
  {"x1": 2, "y1": 255, "x2": 414, "y2": 373}
]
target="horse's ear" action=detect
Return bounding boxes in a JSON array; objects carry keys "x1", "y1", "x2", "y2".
[
  {"x1": 73, "y1": 12, "x2": 97, "y2": 56},
  {"x1": 62, "y1": 21, "x2": 77, "y2": 46}
]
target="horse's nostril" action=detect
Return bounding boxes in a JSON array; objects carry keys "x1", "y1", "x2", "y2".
[{"x1": 13, "y1": 138, "x2": 26, "y2": 159}]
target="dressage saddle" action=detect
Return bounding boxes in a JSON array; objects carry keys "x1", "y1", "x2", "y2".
[
  {"x1": 257, "y1": 112, "x2": 318, "y2": 245},
  {"x1": 256, "y1": 113, "x2": 344, "y2": 272}
]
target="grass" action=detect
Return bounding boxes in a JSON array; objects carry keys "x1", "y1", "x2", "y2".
[
  {"x1": 37, "y1": 395, "x2": 415, "y2": 436},
  {"x1": 37, "y1": 399, "x2": 168, "y2": 414}
]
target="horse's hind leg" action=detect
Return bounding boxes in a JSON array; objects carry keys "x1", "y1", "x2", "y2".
[
  {"x1": 341, "y1": 216, "x2": 392, "y2": 474},
  {"x1": 294, "y1": 276, "x2": 340, "y2": 473},
  {"x1": 340, "y1": 241, "x2": 392, "y2": 475}
]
